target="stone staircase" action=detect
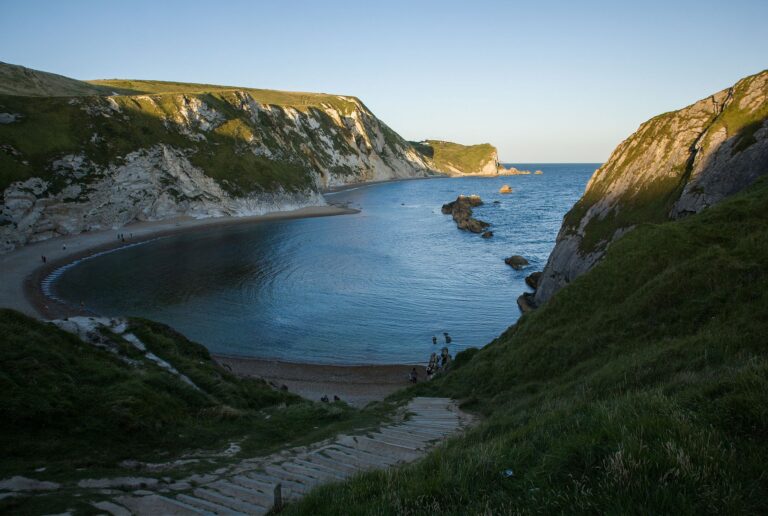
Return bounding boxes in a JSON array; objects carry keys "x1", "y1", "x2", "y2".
[{"x1": 100, "y1": 397, "x2": 473, "y2": 515}]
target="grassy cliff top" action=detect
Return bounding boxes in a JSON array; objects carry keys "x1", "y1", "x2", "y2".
[
  {"x1": 0, "y1": 62, "x2": 136, "y2": 97},
  {"x1": 288, "y1": 177, "x2": 768, "y2": 514},
  {"x1": 412, "y1": 139, "x2": 498, "y2": 174},
  {"x1": 90, "y1": 79, "x2": 361, "y2": 112}
]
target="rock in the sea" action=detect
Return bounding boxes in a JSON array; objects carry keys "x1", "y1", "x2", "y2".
[
  {"x1": 517, "y1": 292, "x2": 537, "y2": 313},
  {"x1": 481, "y1": 231, "x2": 493, "y2": 238},
  {"x1": 525, "y1": 271, "x2": 542, "y2": 289},
  {"x1": 504, "y1": 255, "x2": 529, "y2": 270},
  {"x1": 442, "y1": 195, "x2": 490, "y2": 234},
  {"x1": 499, "y1": 184, "x2": 513, "y2": 194},
  {"x1": 534, "y1": 170, "x2": 543, "y2": 175}
]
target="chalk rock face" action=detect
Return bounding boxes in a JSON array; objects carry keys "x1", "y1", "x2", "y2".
[
  {"x1": 0, "y1": 145, "x2": 325, "y2": 251},
  {"x1": 0, "y1": 83, "x2": 433, "y2": 252},
  {"x1": 535, "y1": 70, "x2": 768, "y2": 305}
]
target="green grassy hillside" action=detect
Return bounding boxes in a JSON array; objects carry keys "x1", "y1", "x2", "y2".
[
  {"x1": 287, "y1": 177, "x2": 768, "y2": 514},
  {"x1": 412, "y1": 139, "x2": 498, "y2": 174},
  {"x1": 0, "y1": 311, "x2": 387, "y2": 482}
]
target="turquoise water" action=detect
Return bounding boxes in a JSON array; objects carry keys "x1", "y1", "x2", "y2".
[{"x1": 53, "y1": 164, "x2": 596, "y2": 364}]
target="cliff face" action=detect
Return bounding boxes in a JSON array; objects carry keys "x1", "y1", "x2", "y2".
[
  {"x1": 535, "y1": 70, "x2": 768, "y2": 305},
  {"x1": 411, "y1": 140, "x2": 499, "y2": 175},
  {"x1": 0, "y1": 66, "x2": 432, "y2": 252}
]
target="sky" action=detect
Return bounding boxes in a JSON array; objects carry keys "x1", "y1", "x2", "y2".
[{"x1": 1, "y1": 0, "x2": 767, "y2": 162}]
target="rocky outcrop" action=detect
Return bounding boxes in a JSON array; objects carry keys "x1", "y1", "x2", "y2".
[
  {"x1": 499, "y1": 185, "x2": 513, "y2": 194},
  {"x1": 0, "y1": 64, "x2": 434, "y2": 252},
  {"x1": 525, "y1": 271, "x2": 542, "y2": 290},
  {"x1": 535, "y1": 70, "x2": 768, "y2": 305},
  {"x1": 441, "y1": 195, "x2": 490, "y2": 234},
  {"x1": 504, "y1": 255, "x2": 529, "y2": 270}
]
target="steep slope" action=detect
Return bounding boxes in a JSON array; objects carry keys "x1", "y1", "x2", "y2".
[
  {"x1": 535, "y1": 70, "x2": 768, "y2": 304},
  {"x1": 0, "y1": 310, "x2": 385, "y2": 478},
  {"x1": 0, "y1": 61, "x2": 134, "y2": 97},
  {"x1": 0, "y1": 64, "x2": 432, "y2": 251},
  {"x1": 286, "y1": 176, "x2": 768, "y2": 515},
  {"x1": 411, "y1": 139, "x2": 500, "y2": 175}
]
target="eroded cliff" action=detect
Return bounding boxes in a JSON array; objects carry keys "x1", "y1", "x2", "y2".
[
  {"x1": 535, "y1": 70, "x2": 768, "y2": 305},
  {"x1": 0, "y1": 66, "x2": 432, "y2": 251}
]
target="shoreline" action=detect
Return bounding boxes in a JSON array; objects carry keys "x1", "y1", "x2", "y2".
[
  {"x1": 213, "y1": 355, "x2": 426, "y2": 408},
  {"x1": 1, "y1": 205, "x2": 358, "y2": 320}
]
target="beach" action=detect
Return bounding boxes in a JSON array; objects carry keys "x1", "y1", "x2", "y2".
[{"x1": 0, "y1": 204, "x2": 434, "y2": 407}]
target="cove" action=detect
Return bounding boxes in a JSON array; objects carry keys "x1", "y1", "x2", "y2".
[{"x1": 53, "y1": 164, "x2": 595, "y2": 365}]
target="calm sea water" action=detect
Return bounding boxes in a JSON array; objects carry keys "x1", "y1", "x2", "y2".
[{"x1": 53, "y1": 164, "x2": 596, "y2": 365}]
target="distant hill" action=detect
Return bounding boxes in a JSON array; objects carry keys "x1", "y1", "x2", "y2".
[
  {"x1": 411, "y1": 139, "x2": 499, "y2": 175},
  {"x1": 0, "y1": 61, "x2": 135, "y2": 96}
]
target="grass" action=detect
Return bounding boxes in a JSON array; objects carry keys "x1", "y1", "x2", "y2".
[
  {"x1": 0, "y1": 311, "x2": 394, "y2": 483},
  {"x1": 0, "y1": 61, "x2": 136, "y2": 97},
  {"x1": 412, "y1": 140, "x2": 497, "y2": 174},
  {"x1": 285, "y1": 176, "x2": 768, "y2": 514}
]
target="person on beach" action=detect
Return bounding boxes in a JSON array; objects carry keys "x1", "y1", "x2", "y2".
[
  {"x1": 432, "y1": 335, "x2": 437, "y2": 345},
  {"x1": 41, "y1": 255, "x2": 46, "y2": 263},
  {"x1": 409, "y1": 367, "x2": 418, "y2": 383},
  {"x1": 426, "y1": 352, "x2": 438, "y2": 379},
  {"x1": 440, "y1": 347, "x2": 452, "y2": 370},
  {"x1": 62, "y1": 244, "x2": 66, "y2": 250}
]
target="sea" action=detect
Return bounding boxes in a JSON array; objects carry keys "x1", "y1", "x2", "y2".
[{"x1": 52, "y1": 164, "x2": 596, "y2": 365}]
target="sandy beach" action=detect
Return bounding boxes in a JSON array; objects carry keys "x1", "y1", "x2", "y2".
[
  {"x1": 215, "y1": 356, "x2": 426, "y2": 408},
  {"x1": 0, "y1": 204, "x2": 429, "y2": 406}
]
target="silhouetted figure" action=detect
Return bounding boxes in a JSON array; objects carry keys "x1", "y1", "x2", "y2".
[
  {"x1": 409, "y1": 367, "x2": 418, "y2": 383},
  {"x1": 432, "y1": 335, "x2": 437, "y2": 345},
  {"x1": 41, "y1": 255, "x2": 46, "y2": 263},
  {"x1": 321, "y1": 395, "x2": 329, "y2": 403},
  {"x1": 333, "y1": 395, "x2": 340, "y2": 402},
  {"x1": 443, "y1": 332, "x2": 452, "y2": 344},
  {"x1": 426, "y1": 352, "x2": 438, "y2": 379},
  {"x1": 440, "y1": 347, "x2": 453, "y2": 370}
]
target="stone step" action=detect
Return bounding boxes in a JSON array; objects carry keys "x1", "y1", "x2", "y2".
[
  {"x1": 301, "y1": 452, "x2": 361, "y2": 475},
  {"x1": 116, "y1": 494, "x2": 211, "y2": 515},
  {"x1": 208, "y1": 480, "x2": 273, "y2": 508},
  {"x1": 366, "y1": 431, "x2": 429, "y2": 449},
  {"x1": 402, "y1": 420, "x2": 458, "y2": 431},
  {"x1": 323, "y1": 445, "x2": 397, "y2": 469},
  {"x1": 192, "y1": 487, "x2": 268, "y2": 515},
  {"x1": 292, "y1": 458, "x2": 351, "y2": 479},
  {"x1": 379, "y1": 426, "x2": 443, "y2": 442},
  {"x1": 280, "y1": 460, "x2": 344, "y2": 482},
  {"x1": 239, "y1": 472, "x2": 307, "y2": 497},
  {"x1": 176, "y1": 493, "x2": 243, "y2": 515},
  {"x1": 347, "y1": 435, "x2": 423, "y2": 459},
  {"x1": 229, "y1": 474, "x2": 274, "y2": 494},
  {"x1": 263, "y1": 464, "x2": 319, "y2": 488}
]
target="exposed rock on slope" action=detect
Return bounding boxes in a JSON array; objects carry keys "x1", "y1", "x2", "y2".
[
  {"x1": 535, "y1": 70, "x2": 768, "y2": 305},
  {"x1": 412, "y1": 140, "x2": 499, "y2": 175},
  {"x1": 0, "y1": 63, "x2": 433, "y2": 252}
]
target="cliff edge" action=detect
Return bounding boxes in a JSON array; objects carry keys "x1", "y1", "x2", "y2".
[{"x1": 535, "y1": 70, "x2": 768, "y2": 305}]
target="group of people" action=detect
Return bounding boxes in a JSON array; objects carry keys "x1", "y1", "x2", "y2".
[
  {"x1": 320, "y1": 394, "x2": 341, "y2": 403},
  {"x1": 409, "y1": 332, "x2": 455, "y2": 383}
]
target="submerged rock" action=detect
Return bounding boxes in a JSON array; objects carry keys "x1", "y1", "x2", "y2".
[
  {"x1": 504, "y1": 255, "x2": 529, "y2": 270},
  {"x1": 481, "y1": 231, "x2": 493, "y2": 238}
]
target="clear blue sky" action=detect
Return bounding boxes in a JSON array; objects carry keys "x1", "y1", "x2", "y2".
[{"x1": 2, "y1": 0, "x2": 767, "y2": 162}]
